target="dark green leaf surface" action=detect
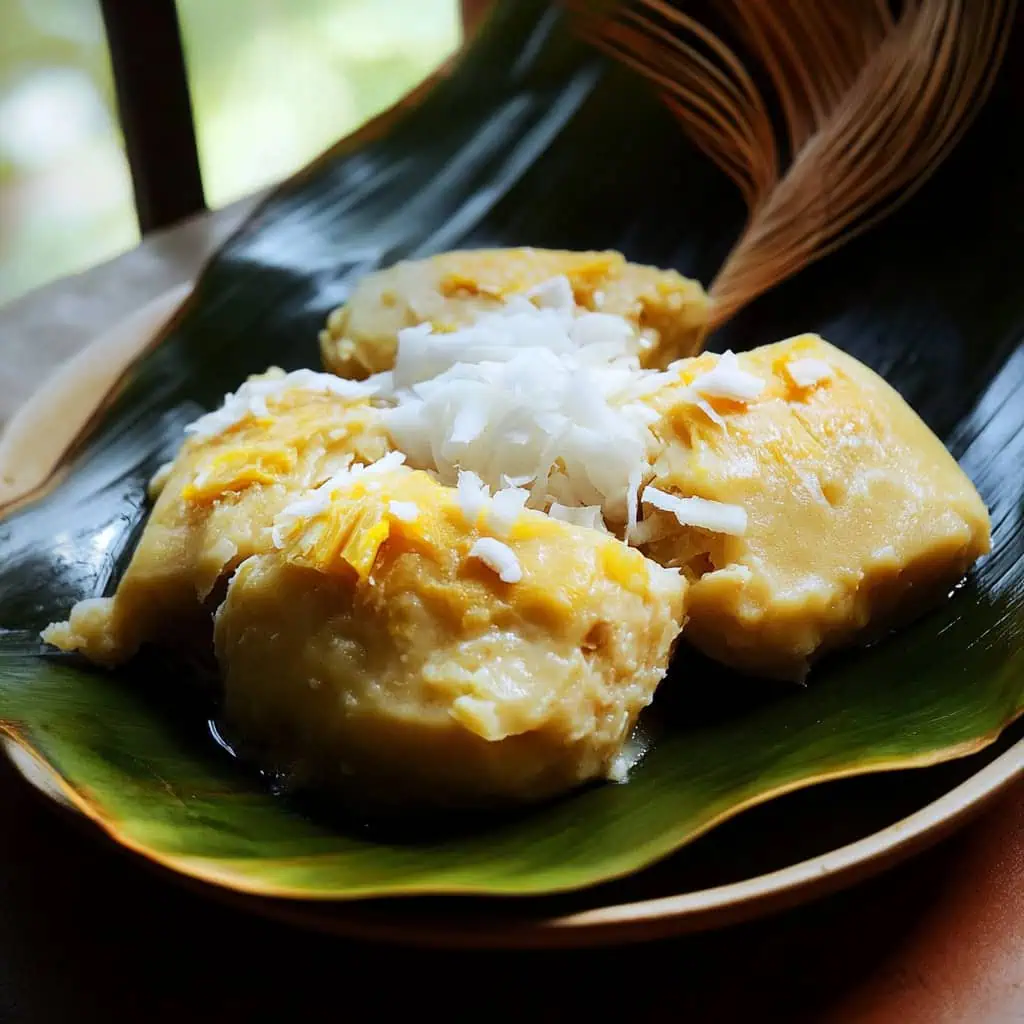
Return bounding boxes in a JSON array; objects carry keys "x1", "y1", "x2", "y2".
[{"x1": 0, "y1": 2, "x2": 1021, "y2": 899}]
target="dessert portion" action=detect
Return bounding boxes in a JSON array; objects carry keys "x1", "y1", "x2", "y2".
[
  {"x1": 320, "y1": 247, "x2": 711, "y2": 379},
  {"x1": 215, "y1": 463, "x2": 685, "y2": 807},
  {"x1": 637, "y1": 334, "x2": 991, "y2": 680},
  {"x1": 42, "y1": 371, "x2": 390, "y2": 667}
]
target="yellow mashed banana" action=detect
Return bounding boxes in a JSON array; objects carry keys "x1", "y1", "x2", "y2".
[
  {"x1": 638, "y1": 334, "x2": 991, "y2": 680},
  {"x1": 320, "y1": 247, "x2": 710, "y2": 378},
  {"x1": 42, "y1": 370, "x2": 390, "y2": 667},
  {"x1": 215, "y1": 467, "x2": 686, "y2": 807}
]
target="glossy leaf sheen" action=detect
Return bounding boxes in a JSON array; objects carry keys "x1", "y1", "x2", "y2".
[{"x1": 0, "y1": 3, "x2": 1022, "y2": 899}]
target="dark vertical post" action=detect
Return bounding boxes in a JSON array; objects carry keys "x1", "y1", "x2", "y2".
[
  {"x1": 461, "y1": 0, "x2": 493, "y2": 37},
  {"x1": 98, "y1": 0, "x2": 205, "y2": 233}
]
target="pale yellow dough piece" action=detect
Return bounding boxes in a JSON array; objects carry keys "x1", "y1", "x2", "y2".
[
  {"x1": 42, "y1": 372, "x2": 390, "y2": 666},
  {"x1": 214, "y1": 468, "x2": 686, "y2": 807},
  {"x1": 639, "y1": 334, "x2": 991, "y2": 681},
  {"x1": 319, "y1": 247, "x2": 710, "y2": 378}
]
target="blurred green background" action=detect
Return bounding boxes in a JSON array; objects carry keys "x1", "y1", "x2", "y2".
[{"x1": 0, "y1": 0, "x2": 460, "y2": 305}]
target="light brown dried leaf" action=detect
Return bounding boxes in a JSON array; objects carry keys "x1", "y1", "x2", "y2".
[{"x1": 568, "y1": 0, "x2": 1017, "y2": 330}]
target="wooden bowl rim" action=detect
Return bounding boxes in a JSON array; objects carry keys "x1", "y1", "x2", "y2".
[{"x1": 5, "y1": 733, "x2": 1020, "y2": 947}]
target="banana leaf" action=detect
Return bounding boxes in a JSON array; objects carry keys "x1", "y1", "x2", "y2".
[{"x1": 0, "y1": 1, "x2": 1022, "y2": 901}]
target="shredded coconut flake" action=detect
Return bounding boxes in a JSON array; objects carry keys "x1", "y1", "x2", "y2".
[
  {"x1": 457, "y1": 469, "x2": 491, "y2": 524},
  {"x1": 626, "y1": 466, "x2": 641, "y2": 540},
  {"x1": 786, "y1": 357, "x2": 832, "y2": 389},
  {"x1": 642, "y1": 486, "x2": 747, "y2": 536},
  {"x1": 691, "y1": 351, "x2": 764, "y2": 403},
  {"x1": 526, "y1": 274, "x2": 574, "y2": 313},
  {"x1": 691, "y1": 393, "x2": 726, "y2": 428},
  {"x1": 388, "y1": 500, "x2": 420, "y2": 523},
  {"x1": 628, "y1": 515, "x2": 673, "y2": 546},
  {"x1": 502, "y1": 472, "x2": 535, "y2": 487},
  {"x1": 489, "y1": 486, "x2": 530, "y2": 534},
  {"x1": 468, "y1": 537, "x2": 522, "y2": 583},
  {"x1": 184, "y1": 368, "x2": 378, "y2": 441},
  {"x1": 548, "y1": 502, "x2": 608, "y2": 532},
  {"x1": 449, "y1": 403, "x2": 488, "y2": 446}
]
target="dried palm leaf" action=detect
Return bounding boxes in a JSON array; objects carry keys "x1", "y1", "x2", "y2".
[{"x1": 567, "y1": 0, "x2": 1017, "y2": 329}]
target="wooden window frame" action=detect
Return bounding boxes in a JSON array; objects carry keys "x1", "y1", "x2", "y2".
[{"x1": 99, "y1": 0, "x2": 489, "y2": 234}]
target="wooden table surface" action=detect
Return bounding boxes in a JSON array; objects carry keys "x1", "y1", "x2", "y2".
[{"x1": 0, "y1": 207, "x2": 1022, "y2": 1024}]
